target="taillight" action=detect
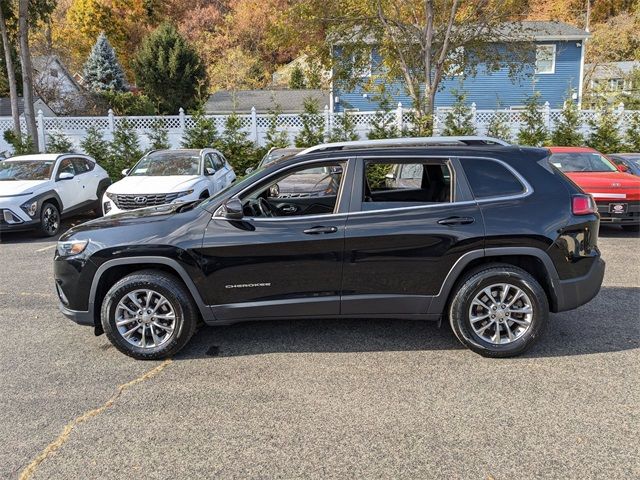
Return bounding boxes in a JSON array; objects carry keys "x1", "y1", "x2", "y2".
[{"x1": 572, "y1": 194, "x2": 596, "y2": 215}]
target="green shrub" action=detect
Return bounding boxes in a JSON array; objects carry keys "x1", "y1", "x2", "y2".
[
  {"x1": 486, "y1": 110, "x2": 512, "y2": 143},
  {"x1": 147, "y1": 120, "x2": 171, "y2": 151},
  {"x1": 329, "y1": 112, "x2": 358, "y2": 142},
  {"x1": 517, "y1": 93, "x2": 548, "y2": 147},
  {"x1": 289, "y1": 65, "x2": 306, "y2": 89},
  {"x1": 99, "y1": 91, "x2": 156, "y2": 116},
  {"x1": 80, "y1": 127, "x2": 110, "y2": 169},
  {"x1": 3, "y1": 130, "x2": 35, "y2": 155},
  {"x1": 181, "y1": 111, "x2": 217, "y2": 149},
  {"x1": 264, "y1": 106, "x2": 290, "y2": 150},
  {"x1": 624, "y1": 113, "x2": 640, "y2": 152},
  {"x1": 551, "y1": 100, "x2": 583, "y2": 146},
  {"x1": 367, "y1": 98, "x2": 399, "y2": 140},
  {"x1": 587, "y1": 105, "x2": 623, "y2": 154},
  {"x1": 215, "y1": 113, "x2": 257, "y2": 174},
  {"x1": 441, "y1": 90, "x2": 476, "y2": 136},
  {"x1": 294, "y1": 98, "x2": 324, "y2": 147},
  {"x1": 108, "y1": 119, "x2": 143, "y2": 179},
  {"x1": 46, "y1": 132, "x2": 74, "y2": 153}
]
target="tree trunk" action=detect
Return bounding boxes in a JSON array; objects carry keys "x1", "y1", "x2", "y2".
[
  {"x1": 18, "y1": 0, "x2": 38, "y2": 151},
  {"x1": 0, "y1": 5, "x2": 20, "y2": 135}
]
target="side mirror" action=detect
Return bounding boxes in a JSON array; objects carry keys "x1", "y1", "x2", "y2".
[
  {"x1": 222, "y1": 198, "x2": 244, "y2": 220},
  {"x1": 245, "y1": 167, "x2": 254, "y2": 175},
  {"x1": 205, "y1": 167, "x2": 215, "y2": 176},
  {"x1": 121, "y1": 168, "x2": 130, "y2": 176},
  {"x1": 58, "y1": 172, "x2": 74, "y2": 180},
  {"x1": 617, "y1": 163, "x2": 629, "y2": 173},
  {"x1": 385, "y1": 173, "x2": 396, "y2": 180}
]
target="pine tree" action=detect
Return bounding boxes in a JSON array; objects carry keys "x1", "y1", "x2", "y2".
[
  {"x1": 147, "y1": 120, "x2": 170, "y2": 150},
  {"x1": 587, "y1": 105, "x2": 623, "y2": 154},
  {"x1": 289, "y1": 65, "x2": 305, "y2": 89},
  {"x1": 367, "y1": 97, "x2": 398, "y2": 140},
  {"x1": 216, "y1": 113, "x2": 257, "y2": 174},
  {"x1": 517, "y1": 93, "x2": 548, "y2": 147},
  {"x1": 109, "y1": 119, "x2": 142, "y2": 179},
  {"x1": 181, "y1": 110, "x2": 217, "y2": 148},
  {"x1": 3, "y1": 130, "x2": 35, "y2": 155},
  {"x1": 133, "y1": 23, "x2": 206, "y2": 114},
  {"x1": 551, "y1": 100, "x2": 583, "y2": 146},
  {"x1": 624, "y1": 113, "x2": 640, "y2": 152},
  {"x1": 80, "y1": 126, "x2": 109, "y2": 168},
  {"x1": 329, "y1": 112, "x2": 358, "y2": 142},
  {"x1": 442, "y1": 90, "x2": 476, "y2": 136},
  {"x1": 486, "y1": 110, "x2": 512, "y2": 143},
  {"x1": 82, "y1": 32, "x2": 127, "y2": 92},
  {"x1": 46, "y1": 132, "x2": 74, "y2": 153},
  {"x1": 294, "y1": 98, "x2": 324, "y2": 147},
  {"x1": 264, "y1": 105, "x2": 289, "y2": 150}
]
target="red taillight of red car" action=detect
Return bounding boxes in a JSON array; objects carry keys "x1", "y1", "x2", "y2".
[{"x1": 572, "y1": 194, "x2": 596, "y2": 215}]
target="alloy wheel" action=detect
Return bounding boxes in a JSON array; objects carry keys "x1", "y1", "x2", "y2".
[
  {"x1": 115, "y1": 289, "x2": 176, "y2": 349},
  {"x1": 42, "y1": 205, "x2": 59, "y2": 235},
  {"x1": 468, "y1": 283, "x2": 533, "y2": 345}
]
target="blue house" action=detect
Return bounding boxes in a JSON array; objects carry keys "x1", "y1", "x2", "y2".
[{"x1": 331, "y1": 21, "x2": 590, "y2": 112}]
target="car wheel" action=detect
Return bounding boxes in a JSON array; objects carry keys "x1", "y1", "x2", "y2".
[
  {"x1": 101, "y1": 270, "x2": 198, "y2": 360},
  {"x1": 449, "y1": 264, "x2": 548, "y2": 358},
  {"x1": 39, "y1": 202, "x2": 60, "y2": 237},
  {"x1": 621, "y1": 225, "x2": 640, "y2": 233}
]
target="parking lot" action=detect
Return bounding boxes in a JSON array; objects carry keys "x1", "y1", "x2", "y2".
[{"x1": 0, "y1": 219, "x2": 638, "y2": 479}]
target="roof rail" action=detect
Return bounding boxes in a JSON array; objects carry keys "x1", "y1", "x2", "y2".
[{"x1": 296, "y1": 136, "x2": 510, "y2": 156}]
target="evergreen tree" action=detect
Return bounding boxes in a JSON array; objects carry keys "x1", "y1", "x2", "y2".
[
  {"x1": 624, "y1": 113, "x2": 640, "y2": 152},
  {"x1": 216, "y1": 113, "x2": 257, "y2": 174},
  {"x1": 181, "y1": 110, "x2": 217, "y2": 148},
  {"x1": 517, "y1": 92, "x2": 548, "y2": 147},
  {"x1": 109, "y1": 119, "x2": 142, "y2": 179},
  {"x1": 442, "y1": 90, "x2": 476, "y2": 136},
  {"x1": 551, "y1": 99, "x2": 583, "y2": 146},
  {"x1": 264, "y1": 105, "x2": 289, "y2": 150},
  {"x1": 82, "y1": 33, "x2": 127, "y2": 92},
  {"x1": 329, "y1": 112, "x2": 358, "y2": 142},
  {"x1": 289, "y1": 65, "x2": 305, "y2": 89},
  {"x1": 3, "y1": 130, "x2": 34, "y2": 155},
  {"x1": 46, "y1": 132, "x2": 74, "y2": 153},
  {"x1": 133, "y1": 23, "x2": 206, "y2": 114},
  {"x1": 80, "y1": 126, "x2": 109, "y2": 168},
  {"x1": 587, "y1": 105, "x2": 623, "y2": 154},
  {"x1": 294, "y1": 98, "x2": 324, "y2": 147},
  {"x1": 367, "y1": 97, "x2": 398, "y2": 140},
  {"x1": 486, "y1": 110, "x2": 512, "y2": 143},
  {"x1": 147, "y1": 120, "x2": 170, "y2": 150}
]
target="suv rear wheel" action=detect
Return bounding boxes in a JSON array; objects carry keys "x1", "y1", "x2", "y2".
[
  {"x1": 101, "y1": 270, "x2": 198, "y2": 360},
  {"x1": 449, "y1": 264, "x2": 548, "y2": 358}
]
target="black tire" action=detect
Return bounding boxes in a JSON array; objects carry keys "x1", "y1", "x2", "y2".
[
  {"x1": 449, "y1": 264, "x2": 548, "y2": 358},
  {"x1": 39, "y1": 202, "x2": 60, "y2": 237},
  {"x1": 101, "y1": 270, "x2": 198, "y2": 360},
  {"x1": 621, "y1": 224, "x2": 640, "y2": 233}
]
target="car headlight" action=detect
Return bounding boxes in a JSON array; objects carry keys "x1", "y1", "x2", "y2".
[
  {"x1": 173, "y1": 189, "x2": 194, "y2": 200},
  {"x1": 20, "y1": 199, "x2": 38, "y2": 217},
  {"x1": 57, "y1": 239, "x2": 88, "y2": 257},
  {"x1": 105, "y1": 192, "x2": 117, "y2": 201}
]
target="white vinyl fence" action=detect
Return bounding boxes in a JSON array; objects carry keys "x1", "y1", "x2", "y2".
[{"x1": 0, "y1": 102, "x2": 638, "y2": 155}]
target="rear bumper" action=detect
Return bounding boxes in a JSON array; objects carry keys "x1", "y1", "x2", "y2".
[
  {"x1": 596, "y1": 201, "x2": 640, "y2": 225},
  {"x1": 554, "y1": 257, "x2": 605, "y2": 312}
]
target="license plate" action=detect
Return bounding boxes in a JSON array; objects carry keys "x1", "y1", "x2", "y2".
[{"x1": 609, "y1": 203, "x2": 628, "y2": 214}]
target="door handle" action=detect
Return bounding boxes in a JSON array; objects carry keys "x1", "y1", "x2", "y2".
[
  {"x1": 437, "y1": 216, "x2": 475, "y2": 226},
  {"x1": 303, "y1": 226, "x2": 338, "y2": 235},
  {"x1": 281, "y1": 205, "x2": 297, "y2": 213}
]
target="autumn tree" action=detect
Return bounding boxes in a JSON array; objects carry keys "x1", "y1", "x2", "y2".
[{"x1": 133, "y1": 23, "x2": 206, "y2": 114}]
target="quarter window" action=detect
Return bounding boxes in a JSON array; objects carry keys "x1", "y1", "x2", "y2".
[
  {"x1": 460, "y1": 158, "x2": 525, "y2": 198},
  {"x1": 363, "y1": 160, "x2": 452, "y2": 210},
  {"x1": 535, "y1": 44, "x2": 556, "y2": 74}
]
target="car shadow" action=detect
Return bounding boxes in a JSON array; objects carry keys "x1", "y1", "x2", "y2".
[
  {"x1": 599, "y1": 225, "x2": 640, "y2": 238},
  {"x1": 0, "y1": 214, "x2": 95, "y2": 244},
  {"x1": 176, "y1": 286, "x2": 639, "y2": 360}
]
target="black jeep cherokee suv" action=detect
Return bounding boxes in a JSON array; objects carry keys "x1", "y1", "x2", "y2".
[{"x1": 54, "y1": 137, "x2": 605, "y2": 360}]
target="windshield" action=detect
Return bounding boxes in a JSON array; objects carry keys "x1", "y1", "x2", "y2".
[
  {"x1": 0, "y1": 160, "x2": 55, "y2": 181},
  {"x1": 129, "y1": 152, "x2": 201, "y2": 176},
  {"x1": 550, "y1": 153, "x2": 617, "y2": 173}
]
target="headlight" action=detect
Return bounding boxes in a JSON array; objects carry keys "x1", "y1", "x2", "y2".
[
  {"x1": 57, "y1": 239, "x2": 88, "y2": 257},
  {"x1": 173, "y1": 189, "x2": 194, "y2": 200},
  {"x1": 20, "y1": 199, "x2": 38, "y2": 217},
  {"x1": 105, "y1": 192, "x2": 117, "y2": 201}
]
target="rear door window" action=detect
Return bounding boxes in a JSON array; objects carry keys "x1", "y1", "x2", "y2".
[{"x1": 460, "y1": 158, "x2": 525, "y2": 199}]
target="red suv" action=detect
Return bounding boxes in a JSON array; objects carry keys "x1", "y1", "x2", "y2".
[{"x1": 549, "y1": 146, "x2": 640, "y2": 231}]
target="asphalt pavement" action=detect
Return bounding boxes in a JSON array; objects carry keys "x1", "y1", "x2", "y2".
[{"x1": 0, "y1": 220, "x2": 638, "y2": 479}]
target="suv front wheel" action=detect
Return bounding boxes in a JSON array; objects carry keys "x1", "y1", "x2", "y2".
[
  {"x1": 449, "y1": 265, "x2": 548, "y2": 358},
  {"x1": 101, "y1": 270, "x2": 198, "y2": 360}
]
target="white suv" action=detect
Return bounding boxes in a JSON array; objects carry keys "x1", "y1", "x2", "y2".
[
  {"x1": 0, "y1": 154, "x2": 110, "y2": 236},
  {"x1": 103, "y1": 149, "x2": 236, "y2": 215}
]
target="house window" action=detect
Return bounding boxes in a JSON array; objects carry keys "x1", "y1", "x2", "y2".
[
  {"x1": 535, "y1": 44, "x2": 556, "y2": 74},
  {"x1": 50, "y1": 68, "x2": 58, "y2": 77}
]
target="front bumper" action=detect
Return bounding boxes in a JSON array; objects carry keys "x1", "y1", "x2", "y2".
[
  {"x1": 554, "y1": 257, "x2": 605, "y2": 312},
  {"x1": 0, "y1": 208, "x2": 40, "y2": 232},
  {"x1": 596, "y1": 201, "x2": 640, "y2": 225},
  {"x1": 58, "y1": 302, "x2": 94, "y2": 326}
]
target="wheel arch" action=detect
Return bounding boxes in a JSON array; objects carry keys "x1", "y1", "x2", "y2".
[{"x1": 90, "y1": 257, "x2": 214, "y2": 335}]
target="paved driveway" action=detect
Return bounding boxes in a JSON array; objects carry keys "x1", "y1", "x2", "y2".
[{"x1": 0, "y1": 223, "x2": 638, "y2": 479}]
